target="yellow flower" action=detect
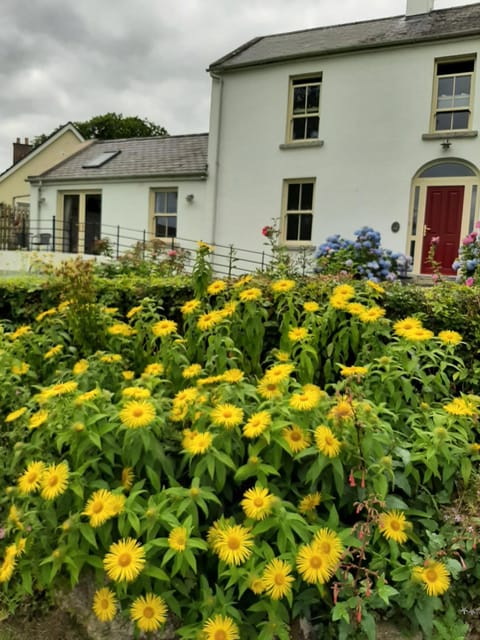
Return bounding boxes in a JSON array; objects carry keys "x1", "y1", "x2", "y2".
[
  {"x1": 40, "y1": 462, "x2": 69, "y2": 500},
  {"x1": 329, "y1": 295, "x2": 350, "y2": 310},
  {"x1": 298, "y1": 492, "x2": 321, "y2": 514},
  {"x1": 332, "y1": 284, "x2": 355, "y2": 299},
  {"x1": 74, "y1": 388, "x2": 101, "y2": 405},
  {"x1": 249, "y1": 576, "x2": 264, "y2": 595},
  {"x1": 402, "y1": 327, "x2": 434, "y2": 342},
  {"x1": 203, "y1": 615, "x2": 239, "y2": 640},
  {"x1": 378, "y1": 510, "x2": 409, "y2": 544},
  {"x1": 103, "y1": 537, "x2": 146, "y2": 582},
  {"x1": 328, "y1": 399, "x2": 354, "y2": 422},
  {"x1": 182, "y1": 364, "x2": 203, "y2": 379},
  {"x1": 271, "y1": 279, "x2": 295, "y2": 294},
  {"x1": 83, "y1": 489, "x2": 117, "y2": 527},
  {"x1": 274, "y1": 350, "x2": 290, "y2": 362},
  {"x1": 313, "y1": 528, "x2": 344, "y2": 566},
  {"x1": 438, "y1": 330, "x2": 462, "y2": 345},
  {"x1": 243, "y1": 411, "x2": 271, "y2": 438},
  {"x1": 282, "y1": 425, "x2": 311, "y2": 453},
  {"x1": 197, "y1": 310, "x2": 223, "y2": 331},
  {"x1": 207, "y1": 280, "x2": 227, "y2": 295},
  {"x1": 39, "y1": 381, "x2": 78, "y2": 401},
  {"x1": 197, "y1": 375, "x2": 223, "y2": 386},
  {"x1": 297, "y1": 543, "x2": 335, "y2": 584},
  {"x1": 219, "y1": 301, "x2": 237, "y2": 318},
  {"x1": 288, "y1": 326, "x2": 309, "y2": 342},
  {"x1": 239, "y1": 287, "x2": 262, "y2": 302},
  {"x1": 303, "y1": 301, "x2": 320, "y2": 312},
  {"x1": 0, "y1": 550, "x2": 16, "y2": 583},
  {"x1": 9, "y1": 325, "x2": 31, "y2": 341},
  {"x1": 73, "y1": 359, "x2": 89, "y2": 375},
  {"x1": 197, "y1": 240, "x2": 213, "y2": 252},
  {"x1": 366, "y1": 281, "x2": 385, "y2": 294},
  {"x1": 443, "y1": 397, "x2": 476, "y2": 417},
  {"x1": 73, "y1": 421, "x2": 85, "y2": 432},
  {"x1": 314, "y1": 425, "x2": 341, "y2": 458},
  {"x1": 107, "y1": 323, "x2": 137, "y2": 337},
  {"x1": 221, "y1": 368, "x2": 245, "y2": 383},
  {"x1": 44, "y1": 345, "x2": 63, "y2": 360},
  {"x1": 152, "y1": 319, "x2": 177, "y2": 337},
  {"x1": 358, "y1": 306, "x2": 386, "y2": 323},
  {"x1": 11, "y1": 362, "x2": 30, "y2": 376},
  {"x1": 212, "y1": 524, "x2": 254, "y2": 566},
  {"x1": 103, "y1": 306, "x2": 118, "y2": 315},
  {"x1": 99, "y1": 353, "x2": 122, "y2": 364},
  {"x1": 182, "y1": 429, "x2": 213, "y2": 455},
  {"x1": 233, "y1": 274, "x2": 253, "y2": 288},
  {"x1": 393, "y1": 317, "x2": 423, "y2": 337},
  {"x1": 261, "y1": 558, "x2": 294, "y2": 600},
  {"x1": 93, "y1": 587, "x2": 117, "y2": 623},
  {"x1": 28, "y1": 409, "x2": 48, "y2": 430},
  {"x1": 470, "y1": 443, "x2": 480, "y2": 454},
  {"x1": 5, "y1": 407, "x2": 27, "y2": 423},
  {"x1": 257, "y1": 379, "x2": 283, "y2": 400},
  {"x1": 121, "y1": 467, "x2": 135, "y2": 490},
  {"x1": 180, "y1": 299, "x2": 201, "y2": 315},
  {"x1": 340, "y1": 365, "x2": 368, "y2": 378},
  {"x1": 126, "y1": 305, "x2": 143, "y2": 319},
  {"x1": 111, "y1": 494, "x2": 126, "y2": 516},
  {"x1": 119, "y1": 400, "x2": 156, "y2": 429},
  {"x1": 36, "y1": 308, "x2": 57, "y2": 322},
  {"x1": 289, "y1": 384, "x2": 323, "y2": 411},
  {"x1": 8, "y1": 505, "x2": 22, "y2": 529},
  {"x1": 211, "y1": 404, "x2": 244, "y2": 429},
  {"x1": 241, "y1": 486, "x2": 275, "y2": 520},
  {"x1": 414, "y1": 560, "x2": 450, "y2": 597},
  {"x1": 263, "y1": 363, "x2": 295, "y2": 383},
  {"x1": 130, "y1": 593, "x2": 168, "y2": 632},
  {"x1": 347, "y1": 302, "x2": 367, "y2": 316},
  {"x1": 121, "y1": 386, "x2": 151, "y2": 399},
  {"x1": 142, "y1": 362, "x2": 164, "y2": 377},
  {"x1": 18, "y1": 461, "x2": 45, "y2": 494},
  {"x1": 122, "y1": 370, "x2": 135, "y2": 380},
  {"x1": 168, "y1": 527, "x2": 188, "y2": 552}
]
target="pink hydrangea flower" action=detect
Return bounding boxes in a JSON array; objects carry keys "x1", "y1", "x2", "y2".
[{"x1": 466, "y1": 277, "x2": 474, "y2": 287}]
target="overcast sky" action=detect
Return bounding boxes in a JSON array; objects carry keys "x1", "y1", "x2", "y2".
[{"x1": 0, "y1": 0, "x2": 476, "y2": 171}]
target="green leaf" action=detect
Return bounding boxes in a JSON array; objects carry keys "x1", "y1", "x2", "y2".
[
  {"x1": 144, "y1": 565, "x2": 169, "y2": 581},
  {"x1": 78, "y1": 523, "x2": 98, "y2": 548}
]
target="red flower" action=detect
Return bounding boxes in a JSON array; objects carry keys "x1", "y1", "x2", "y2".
[{"x1": 262, "y1": 225, "x2": 273, "y2": 238}]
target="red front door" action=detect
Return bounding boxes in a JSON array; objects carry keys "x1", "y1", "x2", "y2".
[{"x1": 421, "y1": 186, "x2": 464, "y2": 275}]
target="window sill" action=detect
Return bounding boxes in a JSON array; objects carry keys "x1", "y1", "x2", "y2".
[
  {"x1": 281, "y1": 244, "x2": 316, "y2": 251},
  {"x1": 422, "y1": 130, "x2": 478, "y2": 140},
  {"x1": 279, "y1": 140, "x2": 324, "y2": 150}
]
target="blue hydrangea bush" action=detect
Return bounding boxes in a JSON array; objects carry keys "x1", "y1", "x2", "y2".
[
  {"x1": 452, "y1": 222, "x2": 480, "y2": 286},
  {"x1": 315, "y1": 226, "x2": 411, "y2": 282}
]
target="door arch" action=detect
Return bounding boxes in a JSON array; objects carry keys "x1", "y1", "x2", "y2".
[{"x1": 407, "y1": 159, "x2": 479, "y2": 275}]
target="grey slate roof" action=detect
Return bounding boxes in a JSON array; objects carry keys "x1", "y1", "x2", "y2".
[
  {"x1": 30, "y1": 133, "x2": 208, "y2": 182},
  {"x1": 209, "y1": 3, "x2": 480, "y2": 72}
]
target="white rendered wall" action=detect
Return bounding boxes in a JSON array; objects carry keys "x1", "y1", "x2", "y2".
[{"x1": 209, "y1": 37, "x2": 480, "y2": 257}]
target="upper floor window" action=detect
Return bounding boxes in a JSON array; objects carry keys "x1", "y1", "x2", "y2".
[
  {"x1": 283, "y1": 180, "x2": 314, "y2": 243},
  {"x1": 432, "y1": 57, "x2": 475, "y2": 132},
  {"x1": 288, "y1": 75, "x2": 322, "y2": 142},
  {"x1": 152, "y1": 189, "x2": 177, "y2": 238}
]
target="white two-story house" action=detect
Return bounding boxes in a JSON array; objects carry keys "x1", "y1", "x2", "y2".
[{"x1": 206, "y1": 0, "x2": 480, "y2": 275}]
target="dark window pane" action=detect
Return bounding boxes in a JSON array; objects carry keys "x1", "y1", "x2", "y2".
[
  {"x1": 454, "y1": 76, "x2": 471, "y2": 107},
  {"x1": 287, "y1": 183, "x2": 300, "y2": 210},
  {"x1": 155, "y1": 216, "x2": 177, "y2": 238},
  {"x1": 435, "y1": 111, "x2": 452, "y2": 130},
  {"x1": 166, "y1": 191, "x2": 177, "y2": 213},
  {"x1": 154, "y1": 192, "x2": 166, "y2": 213},
  {"x1": 286, "y1": 214, "x2": 299, "y2": 241},
  {"x1": 437, "y1": 77, "x2": 454, "y2": 108},
  {"x1": 305, "y1": 117, "x2": 319, "y2": 139},
  {"x1": 420, "y1": 162, "x2": 475, "y2": 177},
  {"x1": 307, "y1": 85, "x2": 320, "y2": 110},
  {"x1": 292, "y1": 118, "x2": 306, "y2": 140},
  {"x1": 452, "y1": 110, "x2": 469, "y2": 129},
  {"x1": 300, "y1": 183, "x2": 314, "y2": 210},
  {"x1": 437, "y1": 59, "x2": 474, "y2": 75},
  {"x1": 292, "y1": 75, "x2": 322, "y2": 85},
  {"x1": 299, "y1": 214, "x2": 313, "y2": 241},
  {"x1": 293, "y1": 86, "x2": 306, "y2": 113}
]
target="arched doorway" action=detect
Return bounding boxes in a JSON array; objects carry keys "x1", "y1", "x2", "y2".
[{"x1": 408, "y1": 159, "x2": 479, "y2": 275}]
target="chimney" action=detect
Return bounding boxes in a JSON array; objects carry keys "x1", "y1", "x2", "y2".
[
  {"x1": 12, "y1": 138, "x2": 33, "y2": 165},
  {"x1": 406, "y1": 0, "x2": 434, "y2": 16}
]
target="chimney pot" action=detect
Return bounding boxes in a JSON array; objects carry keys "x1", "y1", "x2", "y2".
[
  {"x1": 24, "y1": 137, "x2": 29, "y2": 145},
  {"x1": 16, "y1": 138, "x2": 20, "y2": 144}
]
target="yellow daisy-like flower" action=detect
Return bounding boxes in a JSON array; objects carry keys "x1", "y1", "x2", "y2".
[
  {"x1": 347, "y1": 302, "x2": 367, "y2": 316},
  {"x1": 443, "y1": 397, "x2": 476, "y2": 417},
  {"x1": 263, "y1": 363, "x2": 295, "y2": 383},
  {"x1": 211, "y1": 404, "x2": 244, "y2": 429},
  {"x1": 11, "y1": 362, "x2": 30, "y2": 376},
  {"x1": 437, "y1": 330, "x2": 462, "y2": 345},
  {"x1": 393, "y1": 317, "x2": 423, "y2": 337},
  {"x1": 107, "y1": 323, "x2": 137, "y2": 337},
  {"x1": 222, "y1": 368, "x2": 245, "y2": 383},
  {"x1": 121, "y1": 387, "x2": 151, "y2": 400},
  {"x1": 5, "y1": 407, "x2": 27, "y2": 423},
  {"x1": 203, "y1": 615, "x2": 239, "y2": 640},
  {"x1": 303, "y1": 301, "x2": 320, "y2": 312},
  {"x1": 271, "y1": 279, "x2": 295, "y2": 294},
  {"x1": 73, "y1": 359, "x2": 89, "y2": 375},
  {"x1": 40, "y1": 462, "x2": 69, "y2": 500},
  {"x1": 212, "y1": 524, "x2": 254, "y2": 566},
  {"x1": 239, "y1": 287, "x2": 262, "y2": 302},
  {"x1": 282, "y1": 425, "x2": 311, "y2": 453},
  {"x1": 119, "y1": 400, "x2": 156, "y2": 429},
  {"x1": 0, "y1": 550, "x2": 16, "y2": 583},
  {"x1": 249, "y1": 576, "x2": 265, "y2": 595},
  {"x1": 83, "y1": 489, "x2": 117, "y2": 527},
  {"x1": 296, "y1": 543, "x2": 335, "y2": 584},
  {"x1": 152, "y1": 319, "x2": 177, "y2": 337},
  {"x1": 197, "y1": 375, "x2": 223, "y2": 386},
  {"x1": 328, "y1": 399, "x2": 354, "y2": 422},
  {"x1": 241, "y1": 486, "x2": 275, "y2": 520},
  {"x1": 197, "y1": 310, "x2": 223, "y2": 331},
  {"x1": 15, "y1": 539, "x2": 26, "y2": 557},
  {"x1": 130, "y1": 593, "x2": 168, "y2": 632},
  {"x1": 340, "y1": 365, "x2": 368, "y2": 378},
  {"x1": 182, "y1": 363, "x2": 203, "y2": 379},
  {"x1": 103, "y1": 537, "x2": 146, "y2": 582},
  {"x1": 9, "y1": 325, "x2": 31, "y2": 341},
  {"x1": 219, "y1": 301, "x2": 237, "y2": 318},
  {"x1": 36, "y1": 308, "x2": 57, "y2": 322},
  {"x1": 415, "y1": 560, "x2": 450, "y2": 597},
  {"x1": 197, "y1": 240, "x2": 213, "y2": 252},
  {"x1": 168, "y1": 526, "x2": 188, "y2": 552},
  {"x1": 18, "y1": 461, "x2": 45, "y2": 494},
  {"x1": 358, "y1": 306, "x2": 386, "y2": 323},
  {"x1": 234, "y1": 274, "x2": 253, "y2": 288},
  {"x1": 402, "y1": 327, "x2": 435, "y2": 342},
  {"x1": 366, "y1": 281, "x2": 385, "y2": 294},
  {"x1": 74, "y1": 388, "x2": 101, "y2": 405},
  {"x1": 122, "y1": 370, "x2": 135, "y2": 380},
  {"x1": 8, "y1": 505, "x2": 22, "y2": 529},
  {"x1": 274, "y1": 350, "x2": 290, "y2": 362},
  {"x1": 142, "y1": 362, "x2": 164, "y2": 377},
  {"x1": 44, "y1": 344, "x2": 63, "y2": 360},
  {"x1": 126, "y1": 305, "x2": 143, "y2": 319},
  {"x1": 313, "y1": 528, "x2": 344, "y2": 566},
  {"x1": 121, "y1": 467, "x2": 135, "y2": 491},
  {"x1": 180, "y1": 299, "x2": 201, "y2": 315},
  {"x1": 103, "y1": 307, "x2": 118, "y2": 315},
  {"x1": 243, "y1": 410, "x2": 272, "y2": 438},
  {"x1": 257, "y1": 379, "x2": 283, "y2": 400},
  {"x1": 315, "y1": 425, "x2": 341, "y2": 458},
  {"x1": 288, "y1": 326, "x2": 309, "y2": 342},
  {"x1": 93, "y1": 587, "x2": 117, "y2": 623},
  {"x1": 289, "y1": 384, "x2": 323, "y2": 411},
  {"x1": 298, "y1": 492, "x2": 322, "y2": 514},
  {"x1": 28, "y1": 409, "x2": 48, "y2": 430},
  {"x1": 40, "y1": 381, "x2": 78, "y2": 401},
  {"x1": 110, "y1": 494, "x2": 126, "y2": 516},
  {"x1": 207, "y1": 280, "x2": 227, "y2": 295},
  {"x1": 173, "y1": 387, "x2": 199, "y2": 407},
  {"x1": 332, "y1": 284, "x2": 355, "y2": 299},
  {"x1": 378, "y1": 510, "x2": 409, "y2": 544},
  {"x1": 329, "y1": 295, "x2": 349, "y2": 310},
  {"x1": 261, "y1": 558, "x2": 295, "y2": 600},
  {"x1": 99, "y1": 353, "x2": 122, "y2": 364},
  {"x1": 182, "y1": 429, "x2": 213, "y2": 455}
]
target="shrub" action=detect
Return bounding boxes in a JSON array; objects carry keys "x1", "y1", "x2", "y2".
[{"x1": 452, "y1": 221, "x2": 480, "y2": 285}]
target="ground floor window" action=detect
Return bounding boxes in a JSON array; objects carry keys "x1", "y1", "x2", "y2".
[
  {"x1": 152, "y1": 190, "x2": 177, "y2": 238},
  {"x1": 61, "y1": 192, "x2": 102, "y2": 254},
  {"x1": 282, "y1": 180, "x2": 314, "y2": 243}
]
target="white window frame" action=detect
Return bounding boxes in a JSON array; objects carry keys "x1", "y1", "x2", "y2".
[
  {"x1": 150, "y1": 189, "x2": 178, "y2": 239},
  {"x1": 430, "y1": 55, "x2": 476, "y2": 133},
  {"x1": 286, "y1": 74, "x2": 322, "y2": 143}
]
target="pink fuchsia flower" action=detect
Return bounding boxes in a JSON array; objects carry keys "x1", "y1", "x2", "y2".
[
  {"x1": 466, "y1": 277, "x2": 474, "y2": 287},
  {"x1": 432, "y1": 274, "x2": 439, "y2": 283}
]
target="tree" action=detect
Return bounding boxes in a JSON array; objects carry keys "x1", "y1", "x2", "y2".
[{"x1": 32, "y1": 113, "x2": 167, "y2": 148}]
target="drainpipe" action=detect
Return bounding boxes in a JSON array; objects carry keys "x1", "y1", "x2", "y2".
[{"x1": 209, "y1": 71, "x2": 224, "y2": 246}]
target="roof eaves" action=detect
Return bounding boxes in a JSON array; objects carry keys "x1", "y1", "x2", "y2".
[
  {"x1": 29, "y1": 170, "x2": 209, "y2": 185},
  {"x1": 207, "y1": 36, "x2": 264, "y2": 73}
]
